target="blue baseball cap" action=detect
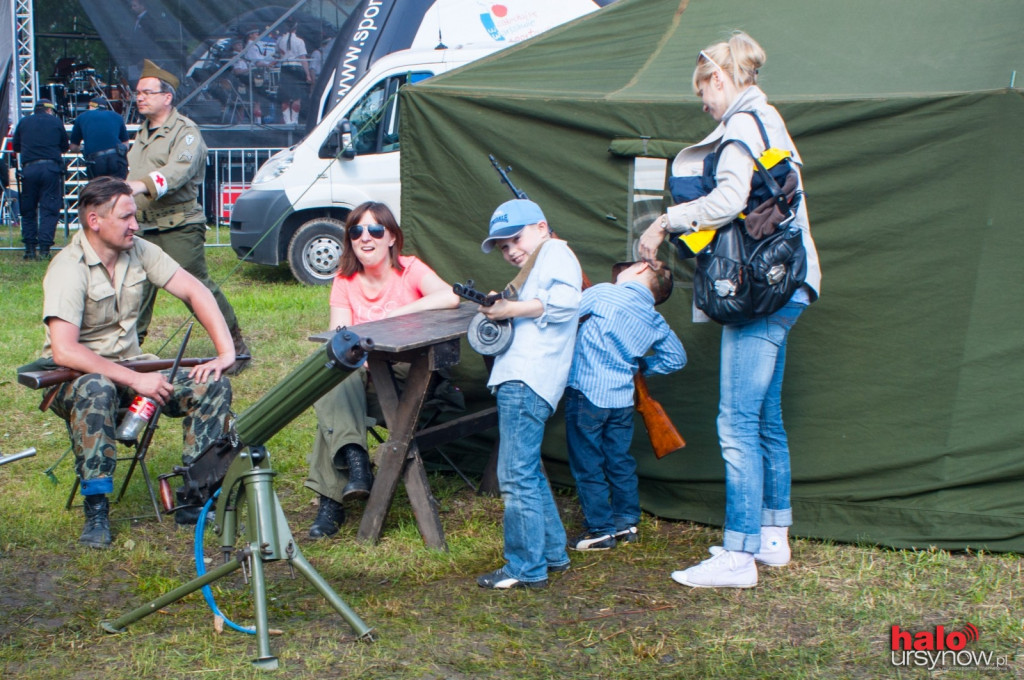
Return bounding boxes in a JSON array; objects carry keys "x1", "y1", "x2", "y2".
[{"x1": 481, "y1": 199, "x2": 546, "y2": 253}]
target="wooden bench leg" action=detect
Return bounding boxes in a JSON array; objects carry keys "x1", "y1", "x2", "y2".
[
  {"x1": 357, "y1": 355, "x2": 434, "y2": 545},
  {"x1": 403, "y1": 444, "x2": 446, "y2": 550}
]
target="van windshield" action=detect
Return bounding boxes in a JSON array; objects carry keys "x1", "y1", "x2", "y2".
[{"x1": 349, "y1": 71, "x2": 432, "y2": 154}]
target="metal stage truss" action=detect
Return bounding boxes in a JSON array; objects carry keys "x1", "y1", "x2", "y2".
[{"x1": 13, "y1": 0, "x2": 36, "y2": 115}]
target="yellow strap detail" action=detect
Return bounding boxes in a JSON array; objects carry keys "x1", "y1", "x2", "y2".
[
  {"x1": 758, "y1": 147, "x2": 791, "y2": 170},
  {"x1": 677, "y1": 230, "x2": 716, "y2": 254},
  {"x1": 678, "y1": 148, "x2": 790, "y2": 252}
]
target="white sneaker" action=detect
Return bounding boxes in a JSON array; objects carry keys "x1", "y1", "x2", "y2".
[
  {"x1": 708, "y1": 527, "x2": 791, "y2": 567},
  {"x1": 671, "y1": 549, "x2": 757, "y2": 588},
  {"x1": 754, "y1": 526, "x2": 791, "y2": 566}
]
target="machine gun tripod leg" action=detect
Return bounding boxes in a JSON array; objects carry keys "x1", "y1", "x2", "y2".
[{"x1": 101, "y1": 445, "x2": 373, "y2": 670}]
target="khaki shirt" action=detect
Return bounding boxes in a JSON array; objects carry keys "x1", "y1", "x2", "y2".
[
  {"x1": 127, "y1": 107, "x2": 207, "y2": 230},
  {"x1": 41, "y1": 230, "x2": 179, "y2": 361}
]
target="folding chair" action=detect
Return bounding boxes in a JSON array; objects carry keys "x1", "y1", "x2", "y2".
[
  {"x1": 367, "y1": 422, "x2": 482, "y2": 494},
  {"x1": 64, "y1": 404, "x2": 164, "y2": 522}
]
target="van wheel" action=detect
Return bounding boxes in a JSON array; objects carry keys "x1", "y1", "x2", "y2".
[{"x1": 288, "y1": 218, "x2": 347, "y2": 285}]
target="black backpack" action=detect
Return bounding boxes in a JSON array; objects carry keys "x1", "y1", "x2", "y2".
[{"x1": 668, "y1": 111, "x2": 807, "y2": 324}]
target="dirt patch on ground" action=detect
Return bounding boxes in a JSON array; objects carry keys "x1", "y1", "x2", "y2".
[
  {"x1": 0, "y1": 548, "x2": 135, "y2": 639},
  {"x1": 1, "y1": 552, "x2": 76, "y2": 636}
]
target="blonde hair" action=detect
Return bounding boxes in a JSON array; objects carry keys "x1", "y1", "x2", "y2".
[{"x1": 691, "y1": 31, "x2": 766, "y2": 95}]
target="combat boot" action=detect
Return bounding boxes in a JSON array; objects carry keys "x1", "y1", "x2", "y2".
[
  {"x1": 79, "y1": 494, "x2": 112, "y2": 548},
  {"x1": 225, "y1": 325, "x2": 252, "y2": 375},
  {"x1": 23, "y1": 245, "x2": 36, "y2": 260},
  {"x1": 341, "y1": 444, "x2": 374, "y2": 501},
  {"x1": 174, "y1": 505, "x2": 207, "y2": 526},
  {"x1": 308, "y1": 495, "x2": 345, "y2": 539}
]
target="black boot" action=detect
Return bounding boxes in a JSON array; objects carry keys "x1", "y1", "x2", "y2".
[
  {"x1": 224, "y1": 325, "x2": 252, "y2": 376},
  {"x1": 38, "y1": 247, "x2": 50, "y2": 260},
  {"x1": 174, "y1": 505, "x2": 206, "y2": 526},
  {"x1": 308, "y1": 495, "x2": 345, "y2": 539},
  {"x1": 79, "y1": 494, "x2": 112, "y2": 548},
  {"x1": 23, "y1": 246, "x2": 36, "y2": 260},
  {"x1": 341, "y1": 445, "x2": 374, "y2": 501}
]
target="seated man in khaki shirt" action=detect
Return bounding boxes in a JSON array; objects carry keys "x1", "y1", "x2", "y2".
[{"x1": 36, "y1": 176, "x2": 236, "y2": 547}]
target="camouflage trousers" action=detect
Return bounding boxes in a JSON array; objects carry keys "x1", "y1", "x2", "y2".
[{"x1": 50, "y1": 370, "x2": 232, "y2": 486}]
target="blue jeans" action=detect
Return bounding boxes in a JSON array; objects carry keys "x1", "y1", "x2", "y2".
[
  {"x1": 495, "y1": 381, "x2": 569, "y2": 582},
  {"x1": 564, "y1": 387, "x2": 640, "y2": 536},
  {"x1": 719, "y1": 300, "x2": 805, "y2": 553}
]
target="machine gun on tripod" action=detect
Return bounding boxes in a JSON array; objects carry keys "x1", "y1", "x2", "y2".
[{"x1": 101, "y1": 327, "x2": 376, "y2": 671}]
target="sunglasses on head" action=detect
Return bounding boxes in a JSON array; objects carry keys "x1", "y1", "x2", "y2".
[{"x1": 348, "y1": 223, "x2": 388, "y2": 240}]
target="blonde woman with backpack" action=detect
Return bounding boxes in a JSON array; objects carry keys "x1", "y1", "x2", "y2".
[{"x1": 638, "y1": 31, "x2": 821, "y2": 588}]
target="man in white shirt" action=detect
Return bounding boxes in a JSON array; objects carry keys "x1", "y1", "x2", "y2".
[{"x1": 275, "y1": 21, "x2": 311, "y2": 125}]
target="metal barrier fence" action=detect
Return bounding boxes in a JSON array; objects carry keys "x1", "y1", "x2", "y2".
[{"x1": 1, "y1": 147, "x2": 283, "y2": 250}]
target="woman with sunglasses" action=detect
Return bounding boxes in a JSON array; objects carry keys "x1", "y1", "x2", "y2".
[
  {"x1": 304, "y1": 201, "x2": 460, "y2": 539},
  {"x1": 638, "y1": 32, "x2": 821, "y2": 589}
]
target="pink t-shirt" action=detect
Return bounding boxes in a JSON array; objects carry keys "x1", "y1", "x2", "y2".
[{"x1": 328, "y1": 255, "x2": 436, "y2": 325}]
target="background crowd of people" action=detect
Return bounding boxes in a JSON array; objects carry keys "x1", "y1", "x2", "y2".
[{"x1": 188, "y1": 19, "x2": 335, "y2": 126}]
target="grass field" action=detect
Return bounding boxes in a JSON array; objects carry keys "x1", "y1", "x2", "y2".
[{"x1": 0, "y1": 238, "x2": 1021, "y2": 679}]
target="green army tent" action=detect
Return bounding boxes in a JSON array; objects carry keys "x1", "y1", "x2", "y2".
[{"x1": 398, "y1": 0, "x2": 1024, "y2": 551}]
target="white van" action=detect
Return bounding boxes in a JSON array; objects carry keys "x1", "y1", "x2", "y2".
[
  {"x1": 229, "y1": 45, "x2": 499, "y2": 284},
  {"x1": 229, "y1": 0, "x2": 609, "y2": 284}
]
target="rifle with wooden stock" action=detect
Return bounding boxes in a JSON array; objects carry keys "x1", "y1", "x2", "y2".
[
  {"x1": 633, "y1": 371, "x2": 686, "y2": 458},
  {"x1": 18, "y1": 355, "x2": 250, "y2": 411},
  {"x1": 488, "y1": 154, "x2": 686, "y2": 458},
  {"x1": 17, "y1": 356, "x2": 250, "y2": 390}
]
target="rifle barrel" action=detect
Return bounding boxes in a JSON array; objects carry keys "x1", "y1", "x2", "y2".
[{"x1": 489, "y1": 154, "x2": 528, "y2": 200}]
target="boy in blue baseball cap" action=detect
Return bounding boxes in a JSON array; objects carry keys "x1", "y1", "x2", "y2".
[{"x1": 475, "y1": 199, "x2": 582, "y2": 589}]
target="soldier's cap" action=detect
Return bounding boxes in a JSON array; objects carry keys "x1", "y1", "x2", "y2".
[
  {"x1": 35, "y1": 98, "x2": 55, "y2": 110},
  {"x1": 88, "y1": 95, "x2": 111, "y2": 109},
  {"x1": 140, "y1": 59, "x2": 180, "y2": 90},
  {"x1": 482, "y1": 199, "x2": 547, "y2": 253}
]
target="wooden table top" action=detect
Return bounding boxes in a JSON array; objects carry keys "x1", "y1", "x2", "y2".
[{"x1": 309, "y1": 304, "x2": 477, "y2": 353}]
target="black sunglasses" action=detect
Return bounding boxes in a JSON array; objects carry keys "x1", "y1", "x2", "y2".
[{"x1": 348, "y1": 223, "x2": 388, "y2": 240}]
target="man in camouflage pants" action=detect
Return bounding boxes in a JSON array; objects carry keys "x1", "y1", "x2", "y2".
[
  {"x1": 35, "y1": 176, "x2": 236, "y2": 548},
  {"x1": 50, "y1": 373, "x2": 230, "y2": 496}
]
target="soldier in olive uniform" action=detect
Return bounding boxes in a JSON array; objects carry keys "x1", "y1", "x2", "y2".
[
  {"x1": 33, "y1": 177, "x2": 236, "y2": 547},
  {"x1": 127, "y1": 59, "x2": 251, "y2": 374}
]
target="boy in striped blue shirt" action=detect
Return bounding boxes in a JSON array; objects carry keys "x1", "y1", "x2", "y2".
[{"x1": 565, "y1": 261, "x2": 686, "y2": 551}]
